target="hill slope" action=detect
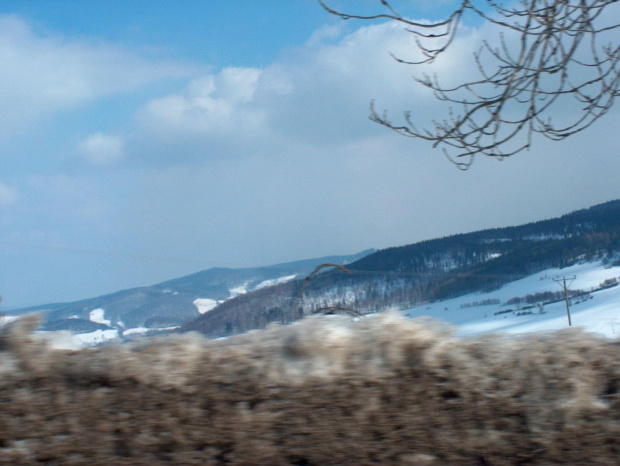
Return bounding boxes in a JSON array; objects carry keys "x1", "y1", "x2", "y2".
[
  {"x1": 183, "y1": 200, "x2": 620, "y2": 338},
  {"x1": 10, "y1": 249, "x2": 374, "y2": 343},
  {"x1": 404, "y1": 259, "x2": 620, "y2": 338}
]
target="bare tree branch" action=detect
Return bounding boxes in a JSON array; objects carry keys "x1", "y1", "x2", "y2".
[
  {"x1": 294, "y1": 263, "x2": 353, "y2": 316},
  {"x1": 319, "y1": 0, "x2": 620, "y2": 167}
]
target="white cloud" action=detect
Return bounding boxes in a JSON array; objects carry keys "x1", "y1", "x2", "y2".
[
  {"x1": 137, "y1": 67, "x2": 263, "y2": 139},
  {"x1": 78, "y1": 133, "x2": 125, "y2": 165},
  {"x1": 131, "y1": 19, "x2": 479, "y2": 163},
  {"x1": 0, "y1": 182, "x2": 17, "y2": 206},
  {"x1": 304, "y1": 23, "x2": 346, "y2": 48},
  {"x1": 128, "y1": 12, "x2": 618, "y2": 168},
  {"x1": 0, "y1": 14, "x2": 197, "y2": 136}
]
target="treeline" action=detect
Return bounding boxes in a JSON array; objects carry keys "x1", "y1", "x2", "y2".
[
  {"x1": 505, "y1": 290, "x2": 585, "y2": 306},
  {"x1": 460, "y1": 299, "x2": 500, "y2": 309}
]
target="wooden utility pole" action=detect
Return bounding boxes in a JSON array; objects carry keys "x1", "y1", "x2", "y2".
[{"x1": 553, "y1": 276, "x2": 576, "y2": 326}]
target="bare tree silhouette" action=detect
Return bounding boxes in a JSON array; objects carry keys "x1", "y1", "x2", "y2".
[{"x1": 319, "y1": 0, "x2": 620, "y2": 168}]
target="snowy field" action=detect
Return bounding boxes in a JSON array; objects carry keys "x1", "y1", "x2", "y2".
[{"x1": 403, "y1": 260, "x2": 620, "y2": 338}]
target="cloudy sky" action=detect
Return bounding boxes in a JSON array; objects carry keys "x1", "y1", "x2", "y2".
[{"x1": 1, "y1": 0, "x2": 619, "y2": 308}]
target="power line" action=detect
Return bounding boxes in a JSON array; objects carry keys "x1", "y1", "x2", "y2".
[{"x1": 553, "y1": 276, "x2": 576, "y2": 326}]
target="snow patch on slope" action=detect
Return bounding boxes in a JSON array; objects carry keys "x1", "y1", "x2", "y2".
[
  {"x1": 229, "y1": 283, "x2": 248, "y2": 297},
  {"x1": 193, "y1": 298, "x2": 218, "y2": 314},
  {"x1": 123, "y1": 326, "x2": 180, "y2": 336},
  {"x1": 89, "y1": 308, "x2": 111, "y2": 327},
  {"x1": 254, "y1": 274, "x2": 298, "y2": 290}
]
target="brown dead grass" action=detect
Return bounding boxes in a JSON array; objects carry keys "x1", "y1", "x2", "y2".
[{"x1": 1, "y1": 312, "x2": 620, "y2": 465}]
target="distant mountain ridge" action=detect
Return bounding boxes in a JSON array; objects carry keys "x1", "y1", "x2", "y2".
[
  {"x1": 182, "y1": 199, "x2": 620, "y2": 338},
  {"x1": 10, "y1": 199, "x2": 620, "y2": 345},
  {"x1": 12, "y1": 249, "x2": 375, "y2": 339}
]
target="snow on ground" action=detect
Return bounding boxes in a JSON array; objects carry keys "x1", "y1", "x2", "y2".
[
  {"x1": 35, "y1": 329, "x2": 120, "y2": 349},
  {"x1": 403, "y1": 260, "x2": 620, "y2": 338},
  {"x1": 122, "y1": 326, "x2": 179, "y2": 336},
  {"x1": 89, "y1": 308, "x2": 111, "y2": 327},
  {"x1": 32, "y1": 327, "x2": 179, "y2": 349},
  {"x1": 229, "y1": 283, "x2": 248, "y2": 297},
  {"x1": 122, "y1": 327, "x2": 150, "y2": 336},
  {"x1": 193, "y1": 298, "x2": 218, "y2": 314},
  {"x1": 73, "y1": 329, "x2": 119, "y2": 346},
  {"x1": 228, "y1": 275, "x2": 299, "y2": 298},
  {"x1": 34, "y1": 331, "x2": 85, "y2": 350},
  {"x1": 254, "y1": 274, "x2": 298, "y2": 290}
]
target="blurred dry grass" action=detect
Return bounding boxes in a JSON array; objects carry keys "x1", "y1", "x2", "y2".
[{"x1": 1, "y1": 312, "x2": 620, "y2": 464}]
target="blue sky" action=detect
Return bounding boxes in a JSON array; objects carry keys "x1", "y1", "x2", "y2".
[
  {"x1": 1, "y1": 1, "x2": 619, "y2": 308},
  {"x1": 0, "y1": 1, "x2": 330, "y2": 66}
]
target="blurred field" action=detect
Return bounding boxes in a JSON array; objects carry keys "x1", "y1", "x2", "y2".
[{"x1": 1, "y1": 312, "x2": 620, "y2": 465}]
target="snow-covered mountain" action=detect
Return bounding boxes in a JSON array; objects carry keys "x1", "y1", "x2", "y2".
[{"x1": 5, "y1": 250, "x2": 374, "y2": 347}]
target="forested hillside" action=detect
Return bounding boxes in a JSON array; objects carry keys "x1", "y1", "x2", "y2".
[{"x1": 183, "y1": 200, "x2": 620, "y2": 338}]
